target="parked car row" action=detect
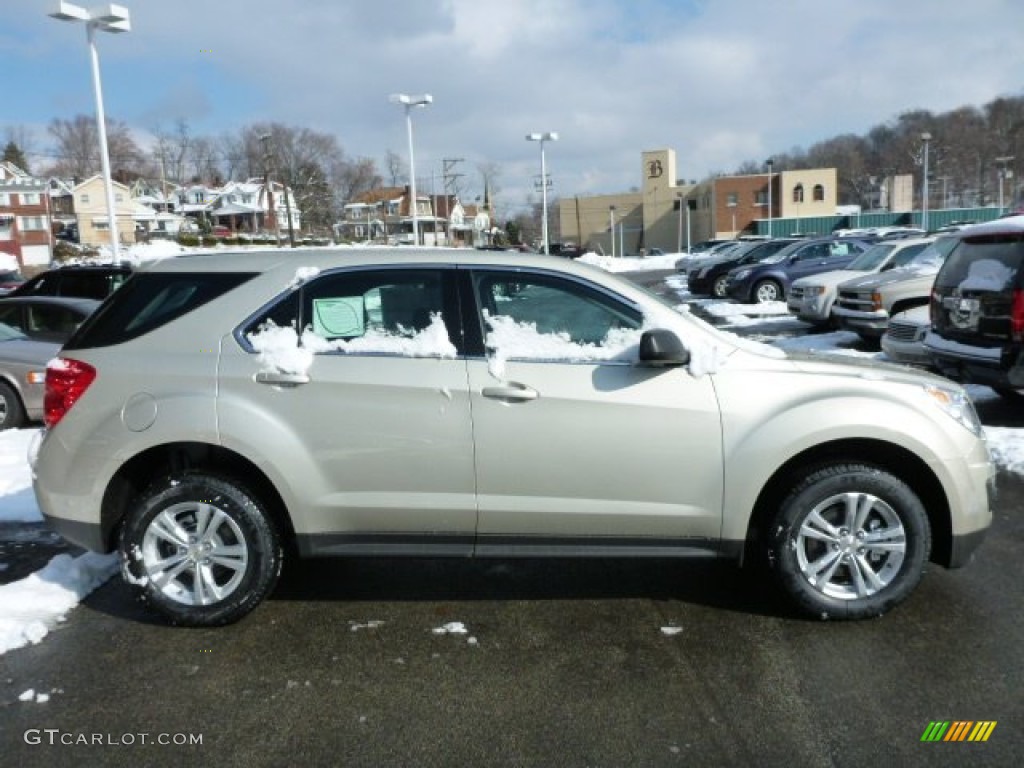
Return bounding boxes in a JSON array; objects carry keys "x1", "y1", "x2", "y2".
[
  {"x1": 0, "y1": 262, "x2": 133, "y2": 429},
  {"x1": 682, "y1": 235, "x2": 874, "y2": 304}
]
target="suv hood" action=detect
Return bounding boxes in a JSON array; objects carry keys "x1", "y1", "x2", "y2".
[
  {"x1": 838, "y1": 265, "x2": 939, "y2": 291},
  {"x1": 784, "y1": 349, "x2": 951, "y2": 388},
  {"x1": 792, "y1": 269, "x2": 865, "y2": 289}
]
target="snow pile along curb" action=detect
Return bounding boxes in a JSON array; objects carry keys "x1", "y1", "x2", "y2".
[{"x1": 0, "y1": 552, "x2": 119, "y2": 655}]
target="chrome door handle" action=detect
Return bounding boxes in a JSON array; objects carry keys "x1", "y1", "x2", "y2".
[
  {"x1": 482, "y1": 384, "x2": 539, "y2": 402},
  {"x1": 255, "y1": 371, "x2": 310, "y2": 386}
]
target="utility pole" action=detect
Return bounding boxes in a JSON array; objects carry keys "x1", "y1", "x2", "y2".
[
  {"x1": 441, "y1": 157, "x2": 463, "y2": 246},
  {"x1": 259, "y1": 133, "x2": 279, "y2": 245}
]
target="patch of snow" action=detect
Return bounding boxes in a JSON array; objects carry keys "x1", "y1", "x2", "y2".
[
  {"x1": 661, "y1": 626, "x2": 683, "y2": 636},
  {"x1": 289, "y1": 265, "x2": 321, "y2": 288},
  {"x1": 0, "y1": 429, "x2": 42, "y2": 523},
  {"x1": 577, "y1": 252, "x2": 681, "y2": 273},
  {"x1": 247, "y1": 314, "x2": 457, "y2": 376},
  {"x1": 985, "y1": 427, "x2": 1024, "y2": 475},
  {"x1": 432, "y1": 621, "x2": 468, "y2": 635},
  {"x1": 349, "y1": 620, "x2": 385, "y2": 632},
  {"x1": 0, "y1": 552, "x2": 119, "y2": 655},
  {"x1": 483, "y1": 312, "x2": 643, "y2": 380},
  {"x1": 958, "y1": 259, "x2": 1013, "y2": 292}
]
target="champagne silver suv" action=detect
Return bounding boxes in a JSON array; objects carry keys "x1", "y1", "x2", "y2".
[{"x1": 32, "y1": 249, "x2": 993, "y2": 625}]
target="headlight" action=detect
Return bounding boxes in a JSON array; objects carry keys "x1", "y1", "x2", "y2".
[
  {"x1": 733, "y1": 269, "x2": 751, "y2": 280},
  {"x1": 924, "y1": 385, "x2": 984, "y2": 437}
]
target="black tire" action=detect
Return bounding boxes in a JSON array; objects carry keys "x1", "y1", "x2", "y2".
[
  {"x1": 767, "y1": 463, "x2": 930, "y2": 620},
  {"x1": 0, "y1": 381, "x2": 26, "y2": 430},
  {"x1": 753, "y1": 279, "x2": 782, "y2": 304},
  {"x1": 712, "y1": 275, "x2": 730, "y2": 298},
  {"x1": 119, "y1": 473, "x2": 283, "y2": 626}
]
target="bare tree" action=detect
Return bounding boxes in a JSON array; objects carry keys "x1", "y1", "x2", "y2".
[
  {"x1": 334, "y1": 156, "x2": 381, "y2": 202},
  {"x1": 188, "y1": 136, "x2": 221, "y2": 184},
  {"x1": 385, "y1": 149, "x2": 405, "y2": 187},
  {"x1": 243, "y1": 122, "x2": 347, "y2": 234},
  {"x1": 48, "y1": 114, "x2": 145, "y2": 180}
]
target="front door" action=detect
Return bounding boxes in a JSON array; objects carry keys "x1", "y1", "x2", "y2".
[{"x1": 463, "y1": 268, "x2": 724, "y2": 556}]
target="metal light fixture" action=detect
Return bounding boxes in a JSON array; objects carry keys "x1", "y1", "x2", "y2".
[
  {"x1": 526, "y1": 132, "x2": 558, "y2": 255},
  {"x1": 48, "y1": 1, "x2": 131, "y2": 261},
  {"x1": 920, "y1": 133, "x2": 932, "y2": 232},
  {"x1": 389, "y1": 93, "x2": 433, "y2": 245}
]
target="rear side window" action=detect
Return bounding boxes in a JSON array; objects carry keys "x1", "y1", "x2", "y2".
[
  {"x1": 933, "y1": 236, "x2": 1024, "y2": 294},
  {"x1": 64, "y1": 272, "x2": 256, "y2": 349}
]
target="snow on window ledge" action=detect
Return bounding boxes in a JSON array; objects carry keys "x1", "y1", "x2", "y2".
[{"x1": 247, "y1": 314, "x2": 457, "y2": 375}]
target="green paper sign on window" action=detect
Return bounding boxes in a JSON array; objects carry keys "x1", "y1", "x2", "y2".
[{"x1": 312, "y1": 297, "x2": 364, "y2": 337}]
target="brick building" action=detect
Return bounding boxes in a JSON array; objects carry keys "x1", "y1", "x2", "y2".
[{"x1": 0, "y1": 161, "x2": 53, "y2": 269}]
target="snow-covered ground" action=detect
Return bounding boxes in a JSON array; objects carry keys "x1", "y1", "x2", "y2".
[{"x1": 1, "y1": 248, "x2": 1021, "y2": 656}]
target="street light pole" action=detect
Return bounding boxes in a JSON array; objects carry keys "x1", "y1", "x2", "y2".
[
  {"x1": 766, "y1": 158, "x2": 774, "y2": 238},
  {"x1": 390, "y1": 93, "x2": 433, "y2": 245},
  {"x1": 676, "y1": 193, "x2": 683, "y2": 252},
  {"x1": 526, "y1": 132, "x2": 558, "y2": 254},
  {"x1": 609, "y1": 206, "x2": 616, "y2": 258},
  {"x1": 995, "y1": 156, "x2": 1015, "y2": 212},
  {"x1": 921, "y1": 132, "x2": 932, "y2": 232},
  {"x1": 49, "y1": 1, "x2": 131, "y2": 261}
]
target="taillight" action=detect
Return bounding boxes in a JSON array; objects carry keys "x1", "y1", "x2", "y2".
[
  {"x1": 44, "y1": 358, "x2": 96, "y2": 428},
  {"x1": 1012, "y1": 288, "x2": 1024, "y2": 342}
]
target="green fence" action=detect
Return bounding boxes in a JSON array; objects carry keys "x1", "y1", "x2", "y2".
[{"x1": 755, "y1": 207, "x2": 1006, "y2": 237}]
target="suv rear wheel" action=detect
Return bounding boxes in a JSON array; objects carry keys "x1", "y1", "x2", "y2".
[
  {"x1": 768, "y1": 463, "x2": 930, "y2": 619},
  {"x1": 119, "y1": 473, "x2": 283, "y2": 626}
]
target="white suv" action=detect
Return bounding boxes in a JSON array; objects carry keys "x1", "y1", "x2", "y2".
[{"x1": 32, "y1": 249, "x2": 993, "y2": 625}]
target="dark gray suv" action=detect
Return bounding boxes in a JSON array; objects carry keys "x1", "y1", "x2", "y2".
[{"x1": 925, "y1": 215, "x2": 1024, "y2": 399}]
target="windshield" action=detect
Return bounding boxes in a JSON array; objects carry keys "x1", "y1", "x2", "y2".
[
  {"x1": 759, "y1": 240, "x2": 806, "y2": 264},
  {"x1": 905, "y1": 236, "x2": 959, "y2": 270},
  {"x1": 846, "y1": 243, "x2": 895, "y2": 271}
]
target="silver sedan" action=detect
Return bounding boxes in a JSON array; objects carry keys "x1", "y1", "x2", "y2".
[{"x1": 0, "y1": 323, "x2": 60, "y2": 429}]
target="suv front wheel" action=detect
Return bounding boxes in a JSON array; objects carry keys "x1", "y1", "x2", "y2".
[
  {"x1": 768, "y1": 463, "x2": 930, "y2": 620},
  {"x1": 119, "y1": 473, "x2": 283, "y2": 626}
]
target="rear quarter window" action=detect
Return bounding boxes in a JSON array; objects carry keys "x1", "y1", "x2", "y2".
[{"x1": 63, "y1": 272, "x2": 256, "y2": 349}]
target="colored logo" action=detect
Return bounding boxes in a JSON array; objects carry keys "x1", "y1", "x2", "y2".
[{"x1": 921, "y1": 721, "x2": 996, "y2": 742}]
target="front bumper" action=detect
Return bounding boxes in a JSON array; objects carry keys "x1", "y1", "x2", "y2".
[
  {"x1": 833, "y1": 307, "x2": 888, "y2": 336},
  {"x1": 925, "y1": 334, "x2": 1024, "y2": 389}
]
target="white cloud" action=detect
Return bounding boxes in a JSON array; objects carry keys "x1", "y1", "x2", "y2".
[{"x1": 7, "y1": 0, "x2": 1024, "y2": 210}]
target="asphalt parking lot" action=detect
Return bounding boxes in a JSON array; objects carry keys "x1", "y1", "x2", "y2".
[{"x1": 1, "y1": 268, "x2": 1021, "y2": 767}]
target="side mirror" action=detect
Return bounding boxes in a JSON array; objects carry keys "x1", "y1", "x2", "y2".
[{"x1": 639, "y1": 329, "x2": 690, "y2": 367}]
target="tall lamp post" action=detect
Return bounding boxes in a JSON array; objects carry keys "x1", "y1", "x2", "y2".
[
  {"x1": 48, "y1": 1, "x2": 131, "y2": 261},
  {"x1": 765, "y1": 158, "x2": 774, "y2": 238},
  {"x1": 676, "y1": 192, "x2": 684, "y2": 252},
  {"x1": 526, "y1": 132, "x2": 558, "y2": 254},
  {"x1": 389, "y1": 93, "x2": 432, "y2": 245},
  {"x1": 609, "y1": 205, "x2": 616, "y2": 258},
  {"x1": 920, "y1": 132, "x2": 932, "y2": 232},
  {"x1": 996, "y1": 156, "x2": 1015, "y2": 212}
]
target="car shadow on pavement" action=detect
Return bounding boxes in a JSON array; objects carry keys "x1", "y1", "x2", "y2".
[{"x1": 268, "y1": 556, "x2": 795, "y2": 620}]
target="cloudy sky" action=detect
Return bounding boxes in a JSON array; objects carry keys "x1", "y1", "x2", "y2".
[{"x1": 4, "y1": 0, "x2": 1024, "y2": 211}]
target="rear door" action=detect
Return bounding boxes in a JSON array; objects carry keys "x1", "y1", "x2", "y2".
[{"x1": 218, "y1": 266, "x2": 478, "y2": 556}]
